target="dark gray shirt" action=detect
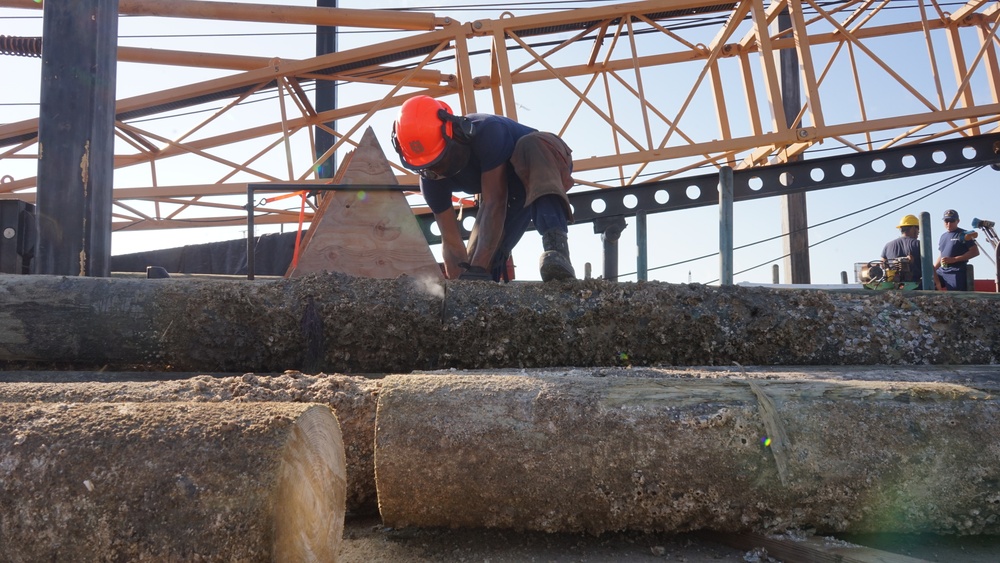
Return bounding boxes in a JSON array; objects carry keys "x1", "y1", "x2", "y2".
[{"x1": 881, "y1": 236, "x2": 922, "y2": 282}]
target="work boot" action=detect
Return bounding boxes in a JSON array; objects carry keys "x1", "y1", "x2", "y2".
[{"x1": 539, "y1": 230, "x2": 576, "y2": 282}]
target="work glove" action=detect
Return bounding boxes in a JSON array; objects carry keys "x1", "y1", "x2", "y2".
[{"x1": 457, "y1": 263, "x2": 493, "y2": 281}]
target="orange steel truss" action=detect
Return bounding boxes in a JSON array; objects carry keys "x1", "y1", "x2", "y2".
[{"x1": 0, "y1": 0, "x2": 998, "y2": 231}]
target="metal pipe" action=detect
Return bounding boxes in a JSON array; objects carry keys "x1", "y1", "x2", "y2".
[
  {"x1": 919, "y1": 211, "x2": 935, "y2": 290},
  {"x1": 603, "y1": 233, "x2": 619, "y2": 282},
  {"x1": 594, "y1": 216, "x2": 626, "y2": 281},
  {"x1": 246, "y1": 185, "x2": 256, "y2": 280},
  {"x1": 719, "y1": 166, "x2": 734, "y2": 286},
  {"x1": 636, "y1": 211, "x2": 648, "y2": 281},
  {"x1": 995, "y1": 243, "x2": 999, "y2": 293},
  {"x1": 315, "y1": 0, "x2": 338, "y2": 181}
]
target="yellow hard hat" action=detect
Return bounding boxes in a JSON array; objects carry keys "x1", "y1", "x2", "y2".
[{"x1": 897, "y1": 214, "x2": 919, "y2": 228}]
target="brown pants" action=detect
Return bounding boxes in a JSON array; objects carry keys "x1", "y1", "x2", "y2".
[{"x1": 510, "y1": 131, "x2": 574, "y2": 221}]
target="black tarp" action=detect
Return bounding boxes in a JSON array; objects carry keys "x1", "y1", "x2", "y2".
[{"x1": 111, "y1": 232, "x2": 300, "y2": 276}]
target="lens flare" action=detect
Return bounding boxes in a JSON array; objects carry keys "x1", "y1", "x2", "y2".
[{"x1": 761, "y1": 437, "x2": 772, "y2": 447}]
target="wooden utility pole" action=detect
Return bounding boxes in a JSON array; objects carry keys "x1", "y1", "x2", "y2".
[
  {"x1": 35, "y1": 0, "x2": 118, "y2": 276},
  {"x1": 375, "y1": 373, "x2": 1000, "y2": 535},
  {"x1": 778, "y1": 9, "x2": 811, "y2": 284}
]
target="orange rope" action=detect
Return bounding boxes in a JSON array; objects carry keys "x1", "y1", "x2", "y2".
[
  {"x1": 262, "y1": 190, "x2": 307, "y2": 205},
  {"x1": 291, "y1": 191, "x2": 308, "y2": 269}
]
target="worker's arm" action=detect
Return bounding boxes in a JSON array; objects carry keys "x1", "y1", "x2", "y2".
[
  {"x1": 468, "y1": 164, "x2": 508, "y2": 270},
  {"x1": 434, "y1": 208, "x2": 469, "y2": 279},
  {"x1": 941, "y1": 243, "x2": 980, "y2": 267}
]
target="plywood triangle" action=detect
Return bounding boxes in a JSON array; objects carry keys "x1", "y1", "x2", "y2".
[{"x1": 286, "y1": 127, "x2": 442, "y2": 280}]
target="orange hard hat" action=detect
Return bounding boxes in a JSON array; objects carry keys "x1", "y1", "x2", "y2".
[{"x1": 392, "y1": 95, "x2": 455, "y2": 168}]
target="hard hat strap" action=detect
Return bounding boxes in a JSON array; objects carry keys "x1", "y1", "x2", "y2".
[{"x1": 437, "y1": 109, "x2": 475, "y2": 144}]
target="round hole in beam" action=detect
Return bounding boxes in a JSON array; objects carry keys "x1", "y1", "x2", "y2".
[
  {"x1": 591, "y1": 199, "x2": 607, "y2": 213},
  {"x1": 748, "y1": 176, "x2": 763, "y2": 191},
  {"x1": 429, "y1": 222, "x2": 441, "y2": 236},
  {"x1": 932, "y1": 150, "x2": 947, "y2": 164},
  {"x1": 623, "y1": 194, "x2": 638, "y2": 209},
  {"x1": 871, "y1": 159, "x2": 886, "y2": 173},
  {"x1": 686, "y1": 185, "x2": 701, "y2": 200},
  {"x1": 810, "y1": 168, "x2": 824, "y2": 182},
  {"x1": 654, "y1": 190, "x2": 669, "y2": 204},
  {"x1": 841, "y1": 163, "x2": 855, "y2": 177},
  {"x1": 963, "y1": 146, "x2": 978, "y2": 160},
  {"x1": 779, "y1": 172, "x2": 793, "y2": 187},
  {"x1": 901, "y1": 154, "x2": 916, "y2": 169},
  {"x1": 462, "y1": 216, "x2": 476, "y2": 231}
]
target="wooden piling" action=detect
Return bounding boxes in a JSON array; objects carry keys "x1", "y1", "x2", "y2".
[{"x1": 0, "y1": 402, "x2": 346, "y2": 561}]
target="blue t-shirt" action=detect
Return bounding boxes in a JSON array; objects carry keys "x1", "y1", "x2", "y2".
[
  {"x1": 881, "y1": 236, "x2": 922, "y2": 282},
  {"x1": 420, "y1": 114, "x2": 537, "y2": 214},
  {"x1": 938, "y1": 229, "x2": 974, "y2": 272}
]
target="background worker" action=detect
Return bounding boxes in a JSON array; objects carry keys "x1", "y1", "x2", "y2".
[
  {"x1": 934, "y1": 209, "x2": 979, "y2": 291},
  {"x1": 880, "y1": 214, "x2": 922, "y2": 283},
  {"x1": 392, "y1": 95, "x2": 575, "y2": 282}
]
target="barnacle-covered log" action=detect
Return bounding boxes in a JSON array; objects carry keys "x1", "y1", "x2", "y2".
[
  {"x1": 1, "y1": 273, "x2": 999, "y2": 371},
  {"x1": 0, "y1": 402, "x2": 346, "y2": 562},
  {"x1": 374, "y1": 374, "x2": 1000, "y2": 535},
  {"x1": 0, "y1": 372, "x2": 379, "y2": 514}
]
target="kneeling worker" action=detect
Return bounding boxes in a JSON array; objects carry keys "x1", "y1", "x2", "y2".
[{"x1": 392, "y1": 95, "x2": 576, "y2": 282}]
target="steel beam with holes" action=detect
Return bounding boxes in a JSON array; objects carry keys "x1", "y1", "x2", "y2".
[{"x1": 415, "y1": 133, "x2": 1000, "y2": 244}]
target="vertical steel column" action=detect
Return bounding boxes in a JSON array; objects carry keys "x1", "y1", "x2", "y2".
[
  {"x1": 994, "y1": 243, "x2": 1000, "y2": 293},
  {"x1": 919, "y1": 212, "x2": 935, "y2": 290},
  {"x1": 636, "y1": 211, "x2": 648, "y2": 281},
  {"x1": 719, "y1": 166, "x2": 734, "y2": 285},
  {"x1": 315, "y1": 0, "x2": 338, "y2": 180},
  {"x1": 594, "y1": 216, "x2": 626, "y2": 281},
  {"x1": 778, "y1": 9, "x2": 811, "y2": 284},
  {"x1": 35, "y1": 0, "x2": 118, "y2": 276}
]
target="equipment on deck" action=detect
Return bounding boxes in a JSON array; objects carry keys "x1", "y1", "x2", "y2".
[
  {"x1": 855, "y1": 257, "x2": 918, "y2": 290},
  {"x1": 971, "y1": 217, "x2": 1000, "y2": 292},
  {"x1": 972, "y1": 217, "x2": 998, "y2": 248}
]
